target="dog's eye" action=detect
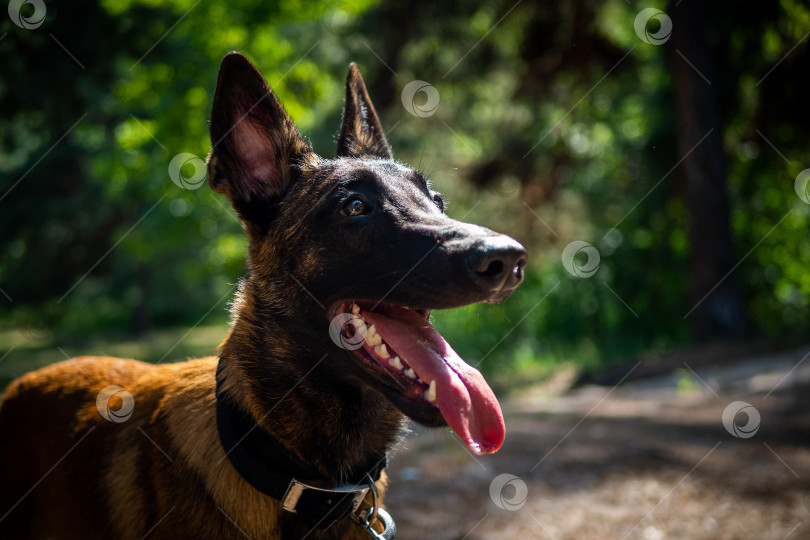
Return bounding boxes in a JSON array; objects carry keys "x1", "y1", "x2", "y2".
[
  {"x1": 341, "y1": 197, "x2": 368, "y2": 217},
  {"x1": 432, "y1": 194, "x2": 445, "y2": 212}
]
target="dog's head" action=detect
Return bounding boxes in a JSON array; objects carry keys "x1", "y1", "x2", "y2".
[{"x1": 208, "y1": 52, "x2": 526, "y2": 454}]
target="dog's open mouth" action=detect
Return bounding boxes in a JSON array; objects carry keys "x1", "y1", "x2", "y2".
[{"x1": 332, "y1": 301, "x2": 505, "y2": 455}]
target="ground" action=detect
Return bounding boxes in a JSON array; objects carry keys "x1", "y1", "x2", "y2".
[{"x1": 385, "y1": 345, "x2": 810, "y2": 539}]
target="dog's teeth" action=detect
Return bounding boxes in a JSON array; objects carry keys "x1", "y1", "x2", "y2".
[
  {"x1": 351, "y1": 304, "x2": 360, "y2": 315},
  {"x1": 404, "y1": 368, "x2": 416, "y2": 379},
  {"x1": 426, "y1": 380, "x2": 437, "y2": 402},
  {"x1": 364, "y1": 325, "x2": 382, "y2": 346},
  {"x1": 388, "y1": 356, "x2": 403, "y2": 370},
  {"x1": 375, "y1": 344, "x2": 390, "y2": 359}
]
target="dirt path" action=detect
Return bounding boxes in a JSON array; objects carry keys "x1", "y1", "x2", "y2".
[{"x1": 384, "y1": 346, "x2": 810, "y2": 539}]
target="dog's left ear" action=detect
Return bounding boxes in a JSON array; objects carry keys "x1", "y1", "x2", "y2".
[
  {"x1": 336, "y1": 63, "x2": 392, "y2": 159},
  {"x1": 207, "y1": 52, "x2": 315, "y2": 210}
]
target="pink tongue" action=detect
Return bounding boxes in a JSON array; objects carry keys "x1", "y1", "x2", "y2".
[{"x1": 362, "y1": 308, "x2": 505, "y2": 454}]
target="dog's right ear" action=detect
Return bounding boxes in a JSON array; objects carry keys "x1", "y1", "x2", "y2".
[
  {"x1": 336, "y1": 63, "x2": 392, "y2": 159},
  {"x1": 207, "y1": 52, "x2": 314, "y2": 209}
]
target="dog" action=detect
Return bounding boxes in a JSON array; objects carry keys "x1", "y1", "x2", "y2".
[{"x1": 0, "y1": 52, "x2": 527, "y2": 539}]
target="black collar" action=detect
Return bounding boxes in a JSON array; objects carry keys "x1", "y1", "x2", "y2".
[{"x1": 215, "y1": 363, "x2": 387, "y2": 531}]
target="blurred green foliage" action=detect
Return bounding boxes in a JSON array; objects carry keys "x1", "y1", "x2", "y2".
[{"x1": 1, "y1": 0, "x2": 809, "y2": 382}]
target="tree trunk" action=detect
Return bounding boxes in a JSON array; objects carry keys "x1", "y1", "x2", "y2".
[{"x1": 669, "y1": 0, "x2": 750, "y2": 341}]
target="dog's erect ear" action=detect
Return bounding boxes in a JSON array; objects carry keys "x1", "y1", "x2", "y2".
[
  {"x1": 208, "y1": 52, "x2": 314, "y2": 206},
  {"x1": 336, "y1": 63, "x2": 392, "y2": 159}
]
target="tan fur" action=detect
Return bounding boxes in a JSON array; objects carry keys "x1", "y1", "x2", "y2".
[{"x1": 0, "y1": 357, "x2": 387, "y2": 538}]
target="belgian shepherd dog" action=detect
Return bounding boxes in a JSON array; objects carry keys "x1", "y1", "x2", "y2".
[{"x1": 0, "y1": 52, "x2": 526, "y2": 539}]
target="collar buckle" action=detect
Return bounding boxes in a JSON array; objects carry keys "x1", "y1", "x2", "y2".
[{"x1": 281, "y1": 478, "x2": 370, "y2": 514}]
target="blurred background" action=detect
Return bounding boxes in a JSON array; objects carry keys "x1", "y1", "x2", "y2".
[
  {"x1": 2, "y1": 1, "x2": 810, "y2": 537},
  {"x1": 2, "y1": 0, "x2": 809, "y2": 384}
]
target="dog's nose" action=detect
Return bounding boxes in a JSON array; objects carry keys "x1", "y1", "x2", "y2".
[{"x1": 467, "y1": 236, "x2": 527, "y2": 294}]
